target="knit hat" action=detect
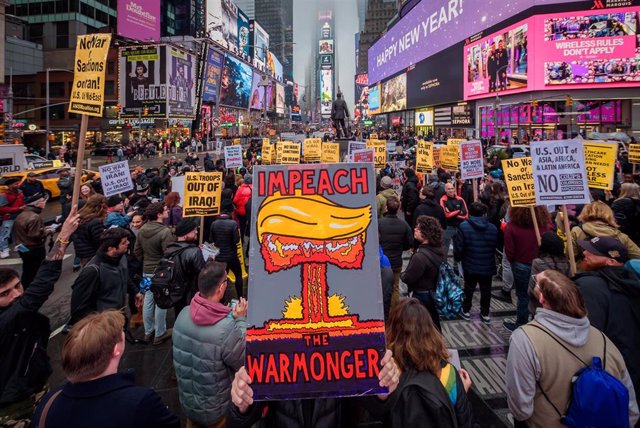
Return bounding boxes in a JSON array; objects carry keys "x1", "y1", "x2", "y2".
[
  {"x1": 380, "y1": 176, "x2": 392, "y2": 189},
  {"x1": 175, "y1": 218, "x2": 198, "y2": 237},
  {"x1": 244, "y1": 174, "x2": 253, "y2": 185},
  {"x1": 107, "y1": 195, "x2": 123, "y2": 208},
  {"x1": 539, "y1": 232, "x2": 564, "y2": 257}
]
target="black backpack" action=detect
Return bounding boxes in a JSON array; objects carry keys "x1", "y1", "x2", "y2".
[{"x1": 151, "y1": 247, "x2": 189, "y2": 309}]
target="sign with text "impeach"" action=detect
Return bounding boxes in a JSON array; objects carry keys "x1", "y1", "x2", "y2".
[
  {"x1": 69, "y1": 34, "x2": 111, "y2": 117},
  {"x1": 182, "y1": 172, "x2": 223, "y2": 217}
]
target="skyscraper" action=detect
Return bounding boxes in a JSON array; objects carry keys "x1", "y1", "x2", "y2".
[
  {"x1": 162, "y1": 0, "x2": 206, "y2": 37},
  {"x1": 234, "y1": 0, "x2": 255, "y2": 19},
  {"x1": 357, "y1": 0, "x2": 397, "y2": 74}
]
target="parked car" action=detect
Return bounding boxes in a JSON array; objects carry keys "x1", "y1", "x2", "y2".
[{"x1": 90, "y1": 144, "x2": 120, "y2": 156}]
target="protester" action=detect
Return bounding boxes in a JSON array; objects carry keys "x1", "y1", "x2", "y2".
[
  {"x1": 527, "y1": 232, "x2": 571, "y2": 316},
  {"x1": 378, "y1": 196, "x2": 413, "y2": 309},
  {"x1": 104, "y1": 195, "x2": 133, "y2": 228},
  {"x1": 163, "y1": 192, "x2": 183, "y2": 230},
  {"x1": 440, "y1": 182, "x2": 469, "y2": 258},
  {"x1": 173, "y1": 261, "x2": 247, "y2": 428},
  {"x1": 379, "y1": 245, "x2": 393, "y2": 322},
  {"x1": 454, "y1": 202, "x2": 498, "y2": 324},
  {"x1": 413, "y1": 186, "x2": 446, "y2": 229},
  {"x1": 129, "y1": 182, "x2": 152, "y2": 212},
  {"x1": 57, "y1": 168, "x2": 73, "y2": 222},
  {"x1": 19, "y1": 172, "x2": 45, "y2": 203},
  {"x1": 79, "y1": 182, "x2": 96, "y2": 202},
  {"x1": 234, "y1": 175, "x2": 253, "y2": 240},
  {"x1": 31, "y1": 310, "x2": 180, "y2": 428},
  {"x1": 130, "y1": 214, "x2": 144, "y2": 237},
  {"x1": 0, "y1": 178, "x2": 25, "y2": 259},
  {"x1": 506, "y1": 270, "x2": 638, "y2": 426},
  {"x1": 401, "y1": 215, "x2": 445, "y2": 331},
  {"x1": 401, "y1": 168, "x2": 420, "y2": 228},
  {"x1": 72, "y1": 194, "x2": 107, "y2": 268},
  {"x1": 12, "y1": 197, "x2": 50, "y2": 288},
  {"x1": 376, "y1": 176, "x2": 396, "y2": 219},
  {"x1": 611, "y1": 183, "x2": 640, "y2": 245},
  {"x1": 209, "y1": 200, "x2": 243, "y2": 300},
  {"x1": 427, "y1": 172, "x2": 447, "y2": 202}
]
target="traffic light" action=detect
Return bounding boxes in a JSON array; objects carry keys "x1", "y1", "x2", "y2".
[
  {"x1": 143, "y1": 107, "x2": 149, "y2": 116},
  {"x1": 115, "y1": 103, "x2": 121, "y2": 112},
  {"x1": 566, "y1": 96, "x2": 573, "y2": 108}
]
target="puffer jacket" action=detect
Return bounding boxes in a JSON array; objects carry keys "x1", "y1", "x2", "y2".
[
  {"x1": 72, "y1": 218, "x2": 105, "y2": 259},
  {"x1": 173, "y1": 293, "x2": 245, "y2": 426},
  {"x1": 453, "y1": 216, "x2": 498, "y2": 277},
  {"x1": 570, "y1": 221, "x2": 640, "y2": 261},
  {"x1": 233, "y1": 184, "x2": 252, "y2": 216},
  {"x1": 134, "y1": 221, "x2": 174, "y2": 274},
  {"x1": 378, "y1": 214, "x2": 413, "y2": 269},
  {"x1": 209, "y1": 214, "x2": 240, "y2": 263}
]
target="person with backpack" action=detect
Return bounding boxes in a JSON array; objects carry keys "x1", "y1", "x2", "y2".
[
  {"x1": 506, "y1": 269, "x2": 638, "y2": 427},
  {"x1": 612, "y1": 183, "x2": 640, "y2": 245}
]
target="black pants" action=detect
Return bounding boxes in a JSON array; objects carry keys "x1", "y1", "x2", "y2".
[
  {"x1": 462, "y1": 273, "x2": 493, "y2": 316},
  {"x1": 238, "y1": 215, "x2": 247, "y2": 242},
  {"x1": 412, "y1": 290, "x2": 441, "y2": 332},
  {"x1": 334, "y1": 118, "x2": 347, "y2": 138},
  {"x1": 225, "y1": 256, "x2": 244, "y2": 299},
  {"x1": 19, "y1": 246, "x2": 46, "y2": 289}
]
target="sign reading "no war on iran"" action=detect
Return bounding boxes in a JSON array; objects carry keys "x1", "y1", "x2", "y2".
[{"x1": 99, "y1": 160, "x2": 133, "y2": 197}]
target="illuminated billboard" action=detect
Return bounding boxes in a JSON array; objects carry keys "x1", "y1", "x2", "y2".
[
  {"x1": 250, "y1": 20, "x2": 269, "y2": 70},
  {"x1": 368, "y1": 84, "x2": 381, "y2": 115},
  {"x1": 320, "y1": 69, "x2": 333, "y2": 116},
  {"x1": 319, "y1": 40, "x2": 334, "y2": 54},
  {"x1": 381, "y1": 73, "x2": 407, "y2": 113}
]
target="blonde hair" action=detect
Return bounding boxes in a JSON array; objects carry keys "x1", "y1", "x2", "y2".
[
  {"x1": 577, "y1": 201, "x2": 618, "y2": 228},
  {"x1": 617, "y1": 183, "x2": 640, "y2": 201}
]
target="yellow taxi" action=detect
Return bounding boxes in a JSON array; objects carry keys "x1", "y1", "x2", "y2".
[{"x1": 0, "y1": 167, "x2": 101, "y2": 199}]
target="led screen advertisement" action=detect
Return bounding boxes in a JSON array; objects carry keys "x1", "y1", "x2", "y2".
[
  {"x1": 368, "y1": 84, "x2": 381, "y2": 115},
  {"x1": 219, "y1": 54, "x2": 253, "y2": 108},
  {"x1": 117, "y1": 0, "x2": 160, "y2": 41},
  {"x1": 167, "y1": 46, "x2": 196, "y2": 118},
  {"x1": 320, "y1": 69, "x2": 333, "y2": 116},
  {"x1": 202, "y1": 46, "x2": 223, "y2": 104},
  {"x1": 250, "y1": 73, "x2": 265, "y2": 110},
  {"x1": 251, "y1": 20, "x2": 269, "y2": 70},
  {"x1": 319, "y1": 40, "x2": 334, "y2": 54},
  {"x1": 381, "y1": 73, "x2": 407, "y2": 113},
  {"x1": 238, "y1": 9, "x2": 251, "y2": 59},
  {"x1": 207, "y1": 0, "x2": 225, "y2": 49},
  {"x1": 268, "y1": 52, "x2": 284, "y2": 81},
  {"x1": 354, "y1": 74, "x2": 370, "y2": 122},
  {"x1": 407, "y1": 45, "x2": 463, "y2": 108},
  {"x1": 222, "y1": 0, "x2": 239, "y2": 53},
  {"x1": 276, "y1": 83, "x2": 285, "y2": 114},
  {"x1": 119, "y1": 45, "x2": 167, "y2": 118}
]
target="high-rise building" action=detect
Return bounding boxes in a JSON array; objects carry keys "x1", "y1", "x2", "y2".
[
  {"x1": 234, "y1": 0, "x2": 255, "y2": 19},
  {"x1": 356, "y1": 0, "x2": 396, "y2": 74},
  {"x1": 162, "y1": 0, "x2": 206, "y2": 37}
]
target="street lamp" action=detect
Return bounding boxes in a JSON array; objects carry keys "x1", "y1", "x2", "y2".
[{"x1": 46, "y1": 68, "x2": 74, "y2": 155}]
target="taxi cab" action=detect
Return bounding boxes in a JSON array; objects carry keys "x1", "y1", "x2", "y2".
[{"x1": 0, "y1": 167, "x2": 101, "y2": 199}]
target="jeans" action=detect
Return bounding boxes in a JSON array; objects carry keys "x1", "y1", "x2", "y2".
[
  {"x1": 462, "y1": 273, "x2": 493, "y2": 316},
  {"x1": 443, "y1": 226, "x2": 457, "y2": 259},
  {"x1": 512, "y1": 261, "x2": 532, "y2": 326},
  {"x1": 412, "y1": 290, "x2": 441, "y2": 332},
  {"x1": 143, "y1": 288, "x2": 167, "y2": 337},
  {"x1": 0, "y1": 220, "x2": 14, "y2": 251},
  {"x1": 501, "y1": 251, "x2": 514, "y2": 292}
]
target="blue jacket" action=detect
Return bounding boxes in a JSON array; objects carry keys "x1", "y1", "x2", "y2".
[
  {"x1": 105, "y1": 211, "x2": 132, "y2": 228},
  {"x1": 453, "y1": 216, "x2": 498, "y2": 277}
]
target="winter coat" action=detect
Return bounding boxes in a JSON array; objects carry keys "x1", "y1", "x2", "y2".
[
  {"x1": 164, "y1": 206, "x2": 183, "y2": 228},
  {"x1": 428, "y1": 181, "x2": 446, "y2": 203},
  {"x1": 209, "y1": 214, "x2": 240, "y2": 263},
  {"x1": 453, "y1": 216, "x2": 498, "y2": 277},
  {"x1": 31, "y1": 372, "x2": 180, "y2": 428},
  {"x1": 173, "y1": 293, "x2": 246, "y2": 425},
  {"x1": 0, "y1": 260, "x2": 61, "y2": 407},
  {"x1": 439, "y1": 194, "x2": 469, "y2": 228},
  {"x1": 13, "y1": 206, "x2": 45, "y2": 248},
  {"x1": 570, "y1": 221, "x2": 640, "y2": 260},
  {"x1": 414, "y1": 199, "x2": 446, "y2": 229},
  {"x1": 164, "y1": 242, "x2": 207, "y2": 304},
  {"x1": 105, "y1": 211, "x2": 132, "y2": 228},
  {"x1": 401, "y1": 176, "x2": 420, "y2": 214},
  {"x1": 72, "y1": 218, "x2": 105, "y2": 259},
  {"x1": 376, "y1": 188, "x2": 397, "y2": 219},
  {"x1": 0, "y1": 189, "x2": 24, "y2": 220},
  {"x1": 504, "y1": 222, "x2": 552, "y2": 265},
  {"x1": 233, "y1": 184, "x2": 252, "y2": 216},
  {"x1": 401, "y1": 244, "x2": 444, "y2": 293},
  {"x1": 378, "y1": 213, "x2": 413, "y2": 269},
  {"x1": 134, "y1": 221, "x2": 174, "y2": 274},
  {"x1": 574, "y1": 266, "x2": 640, "y2": 400},
  {"x1": 19, "y1": 180, "x2": 45, "y2": 202},
  {"x1": 57, "y1": 176, "x2": 73, "y2": 201},
  {"x1": 612, "y1": 197, "x2": 640, "y2": 244}
]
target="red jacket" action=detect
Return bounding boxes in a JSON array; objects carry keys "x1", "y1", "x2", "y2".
[
  {"x1": 233, "y1": 184, "x2": 252, "y2": 216},
  {"x1": 0, "y1": 190, "x2": 24, "y2": 221}
]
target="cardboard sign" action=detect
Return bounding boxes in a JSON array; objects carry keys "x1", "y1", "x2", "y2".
[
  {"x1": 369, "y1": 133, "x2": 378, "y2": 140},
  {"x1": 348, "y1": 141, "x2": 367, "y2": 156},
  {"x1": 280, "y1": 141, "x2": 300, "y2": 164},
  {"x1": 98, "y1": 160, "x2": 133, "y2": 197},
  {"x1": 233, "y1": 138, "x2": 241, "y2": 145},
  {"x1": 440, "y1": 145, "x2": 459, "y2": 171},
  {"x1": 386, "y1": 142, "x2": 397, "y2": 158},
  {"x1": 224, "y1": 145, "x2": 244, "y2": 169},
  {"x1": 415, "y1": 140, "x2": 433, "y2": 174},
  {"x1": 531, "y1": 140, "x2": 590, "y2": 206},
  {"x1": 459, "y1": 141, "x2": 484, "y2": 180},
  {"x1": 304, "y1": 138, "x2": 322, "y2": 162},
  {"x1": 367, "y1": 139, "x2": 386, "y2": 169},
  {"x1": 182, "y1": 172, "x2": 223, "y2": 217},
  {"x1": 447, "y1": 138, "x2": 466, "y2": 145},
  {"x1": 247, "y1": 164, "x2": 387, "y2": 400},
  {"x1": 276, "y1": 142, "x2": 283, "y2": 165},
  {"x1": 503, "y1": 157, "x2": 535, "y2": 207},
  {"x1": 69, "y1": 34, "x2": 112, "y2": 117},
  {"x1": 583, "y1": 141, "x2": 617, "y2": 190},
  {"x1": 321, "y1": 142, "x2": 340, "y2": 164},
  {"x1": 261, "y1": 143, "x2": 273, "y2": 165},
  {"x1": 433, "y1": 147, "x2": 442, "y2": 168},
  {"x1": 352, "y1": 149, "x2": 374, "y2": 163},
  {"x1": 629, "y1": 144, "x2": 640, "y2": 164}
]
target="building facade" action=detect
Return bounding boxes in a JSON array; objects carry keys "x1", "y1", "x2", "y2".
[{"x1": 356, "y1": 0, "x2": 396, "y2": 74}]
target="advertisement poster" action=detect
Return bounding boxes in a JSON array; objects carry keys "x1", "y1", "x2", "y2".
[
  {"x1": 237, "y1": 9, "x2": 251, "y2": 58},
  {"x1": 381, "y1": 73, "x2": 407, "y2": 113},
  {"x1": 459, "y1": 141, "x2": 484, "y2": 180},
  {"x1": 415, "y1": 110, "x2": 434, "y2": 126},
  {"x1": 354, "y1": 74, "x2": 370, "y2": 122},
  {"x1": 441, "y1": 145, "x2": 460, "y2": 171},
  {"x1": 279, "y1": 142, "x2": 300, "y2": 164},
  {"x1": 319, "y1": 39, "x2": 334, "y2": 54},
  {"x1": 202, "y1": 47, "x2": 223, "y2": 104},
  {"x1": 225, "y1": 145, "x2": 244, "y2": 169},
  {"x1": 531, "y1": 140, "x2": 591, "y2": 206},
  {"x1": 629, "y1": 144, "x2": 640, "y2": 163},
  {"x1": 183, "y1": 172, "x2": 223, "y2": 217},
  {"x1": 366, "y1": 139, "x2": 386, "y2": 169},
  {"x1": 119, "y1": 45, "x2": 167, "y2": 118},
  {"x1": 503, "y1": 157, "x2": 536, "y2": 207},
  {"x1": 249, "y1": 73, "x2": 265, "y2": 110},
  {"x1": 117, "y1": 0, "x2": 160, "y2": 41},
  {"x1": 352, "y1": 149, "x2": 375, "y2": 163},
  {"x1": 276, "y1": 83, "x2": 285, "y2": 114},
  {"x1": 251, "y1": 20, "x2": 269, "y2": 70},
  {"x1": 268, "y1": 52, "x2": 284, "y2": 82},
  {"x1": 219, "y1": 54, "x2": 253, "y2": 108},
  {"x1": 99, "y1": 160, "x2": 133, "y2": 197},
  {"x1": 415, "y1": 140, "x2": 433, "y2": 174},
  {"x1": 246, "y1": 163, "x2": 387, "y2": 400},
  {"x1": 69, "y1": 34, "x2": 111, "y2": 117},
  {"x1": 304, "y1": 139, "x2": 322, "y2": 162},
  {"x1": 207, "y1": 0, "x2": 225, "y2": 48},
  {"x1": 320, "y1": 69, "x2": 333, "y2": 116},
  {"x1": 464, "y1": 20, "x2": 529, "y2": 99},
  {"x1": 407, "y1": 47, "x2": 463, "y2": 108},
  {"x1": 583, "y1": 141, "x2": 617, "y2": 190},
  {"x1": 368, "y1": 85, "x2": 380, "y2": 115},
  {"x1": 222, "y1": 0, "x2": 239, "y2": 53},
  {"x1": 321, "y1": 142, "x2": 340, "y2": 163},
  {"x1": 167, "y1": 47, "x2": 195, "y2": 118}
]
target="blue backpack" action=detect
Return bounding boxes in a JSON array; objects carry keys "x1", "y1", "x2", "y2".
[
  {"x1": 417, "y1": 247, "x2": 464, "y2": 319},
  {"x1": 530, "y1": 324, "x2": 630, "y2": 428}
]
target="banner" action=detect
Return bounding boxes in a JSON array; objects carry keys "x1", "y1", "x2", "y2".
[
  {"x1": 167, "y1": 47, "x2": 196, "y2": 118},
  {"x1": 459, "y1": 141, "x2": 484, "y2": 180},
  {"x1": 304, "y1": 138, "x2": 322, "y2": 162},
  {"x1": 119, "y1": 45, "x2": 167, "y2": 118},
  {"x1": 98, "y1": 160, "x2": 133, "y2": 197},
  {"x1": 280, "y1": 142, "x2": 300, "y2": 164},
  {"x1": 440, "y1": 145, "x2": 459, "y2": 171},
  {"x1": 261, "y1": 143, "x2": 273, "y2": 165},
  {"x1": 183, "y1": 172, "x2": 223, "y2": 217},
  {"x1": 366, "y1": 139, "x2": 386, "y2": 169},
  {"x1": 415, "y1": 140, "x2": 433, "y2": 174},
  {"x1": 352, "y1": 149, "x2": 374, "y2": 163},
  {"x1": 69, "y1": 34, "x2": 111, "y2": 117},
  {"x1": 531, "y1": 140, "x2": 590, "y2": 206},
  {"x1": 348, "y1": 141, "x2": 367, "y2": 155},
  {"x1": 202, "y1": 47, "x2": 223, "y2": 104},
  {"x1": 117, "y1": 0, "x2": 160, "y2": 41},
  {"x1": 225, "y1": 145, "x2": 244, "y2": 169},
  {"x1": 246, "y1": 164, "x2": 387, "y2": 400},
  {"x1": 629, "y1": 144, "x2": 640, "y2": 164},
  {"x1": 583, "y1": 141, "x2": 617, "y2": 190},
  {"x1": 503, "y1": 157, "x2": 535, "y2": 207},
  {"x1": 321, "y1": 142, "x2": 340, "y2": 164},
  {"x1": 219, "y1": 54, "x2": 253, "y2": 108}
]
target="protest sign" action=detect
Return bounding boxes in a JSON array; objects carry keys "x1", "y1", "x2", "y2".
[
  {"x1": 531, "y1": 140, "x2": 590, "y2": 206},
  {"x1": 415, "y1": 140, "x2": 433, "y2": 174},
  {"x1": 440, "y1": 145, "x2": 459, "y2": 171},
  {"x1": 276, "y1": 142, "x2": 283, "y2": 164},
  {"x1": 304, "y1": 138, "x2": 322, "y2": 162},
  {"x1": 366, "y1": 139, "x2": 386, "y2": 168},
  {"x1": 583, "y1": 141, "x2": 617, "y2": 190},
  {"x1": 170, "y1": 175, "x2": 185, "y2": 205},
  {"x1": 352, "y1": 149, "x2": 374, "y2": 163},
  {"x1": 459, "y1": 141, "x2": 484, "y2": 180},
  {"x1": 369, "y1": 133, "x2": 378, "y2": 139},
  {"x1": 433, "y1": 147, "x2": 442, "y2": 168},
  {"x1": 280, "y1": 141, "x2": 300, "y2": 164},
  {"x1": 348, "y1": 141, "x2": 367, "y2": 159},
  {"x1": 247, "y1": 163, "x2": 387, "y2": 400},
  {"x1": 68, "y1": 34, "x2": 111, "y2": 117},
  {"x1": 447, "y1": 138, "x2": 466, "y2": 146},
  {"x1": 183, "y1": 172, "x2": 223, "y2": 217},
  {"x1": 216, "y1": 140, "x2": 224, "y2": 154},
  {"x1": 386, "y1": 141, "x2": 397, "y2": 158},
  {"x1": 98, "y1": 160, "x2": 133, "y2": 197},
  {"x1": 233, "y1": 138, "x2": 241, "y2": 145},
  {"x1": 503, "y1": 157, "x2": 535, "y2": 207},
  {"x1": 630, "y1": 144, "x2": 640, "y2": 164},
  {"x1": 224, "y1": 145, "x2": 244, "y2": 169},
  {"x1": 321, "y1": 142, "x2": 340, "y2": 163},
  {"x1": 261, "y1": 143, "x2": 273, "y2": 165}
]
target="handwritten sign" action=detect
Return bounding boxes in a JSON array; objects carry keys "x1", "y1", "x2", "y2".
[
  {"x1": 224, "y1": 145, "x2": 244, "y2": 169},
  {"x1": 503, "y1": 157, "x2": 535, "y2": 207},
  {"x1": 183, "y1": 172, "x2": 223, "y2": 217},
  {"x1": 98, "y1": 160, "x2": 133, "y2": 197}
]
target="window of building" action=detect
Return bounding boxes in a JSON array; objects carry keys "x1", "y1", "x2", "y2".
[
  {"x1": 28, "y1": 2, "x2": 42, "y2": 15},
  {"x1": 13, "y1": 83, "x2": 35, "y2": 98},
  {"x1": 43, "y1": 2, "x2": 55, "y2": 14},
  {"x1": 40, "y1": 82, "x2": 66, "y2": 98},
  {"x1": 42, "y1": 104, "x2": 66, "y2": 120},
  {"x1": 96, "y1": 9, "x2": 108, "y2": 25},
  {"x1": 70, "y1": 0, "x2": 80, "y2": 12},
  {"x1": 105, "y1": 80, "x2": 115, "y2": 95},
  {"x1": 57, "y1": 21, "x2": 69, "y2": 49},
  {"x1": 80, "y1": 2, "x2": 94, "y2": 18},
  {"x1": 107, "y1": 61, "x2": 115, "y2": 75},
  {"x1": 56, "y1": 0, "x2": 69, "y2": 13},
  {"x1": 28, "y1": 24, "x2": 44, "y2": 44}
]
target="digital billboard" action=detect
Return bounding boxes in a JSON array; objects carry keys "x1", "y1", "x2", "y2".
[
  {"x1": 407, "y1": 46, "x2": 463, "y2": 108},
  {"x1": 354, "y1": 74, "x2": 369, "y2": 121},
  {"x1": 222, "y1": 0, "x2": 239, "y2": 53},
  {"x1": 319, "y1": 40, "x2": 334, "y2": 54},
  {"x1": 276, "y1": 83, "x2": 285, "y2": 114},
  {"x1": 320, "y1": 69, "x2": 333, "y2": 116},
  {"x1": 368, "y1": 84, "x2": 381, "y2": 115},
  {"x1": 267, "y1": 80, "x2": 276, "y2": 112},
  {"x1": 381, "y1": 73, "x2": 407, "y2": 113},
  {"x1": 250, "y1": 20, "x2": 270, "y2": 70},
  {"x1": 202, "y1": 46, "x2": 223, "y2": 104},
  {"x1": 219, "y1": 54, "x2": 253, "y2": 108},
  {"x1": 237, "y1": 8, "x2": 251, "y2": 59},
  {"x1": 117, "y1": 0, "x2": 160, "y2": 41},
  {"x1": 268, "y1": 52, "x2": 284, "y2": 81},
  {"x1": 167, "y1": 46, "x2": 196, "y2": 118},
  {"x1": 250, "y1": 73, "x2": 265, "y2": 110},
  {"x1": 119, "y1": 45, "x2": 167, "y2": 118},
  {"x1": 207, "y1": 0, "x2": 225, "y2": 49}
]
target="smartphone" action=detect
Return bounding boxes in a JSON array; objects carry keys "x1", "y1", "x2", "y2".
[{"x1": 230, "y1": 299, "x2": 239, "y2": 310}]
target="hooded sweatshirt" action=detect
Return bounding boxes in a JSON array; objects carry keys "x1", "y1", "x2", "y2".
[{"x1": 190, "y1": 292, "x2": 231, "y2": 325}]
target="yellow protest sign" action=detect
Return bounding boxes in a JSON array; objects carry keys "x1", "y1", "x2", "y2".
[
  {"x1": 276, "y1": 142, "x2": 282, "y2": 164},
  {"x1": 183, "y1": 172, "x2": 223, "y2": 217},
  {"x1": 583, "y1": 141, "x2": 617, "y2": 190},
  {"x1": 233, "y1": 138, "x2": 241, "y2": 145},
  {"x1": 415, "y1": 140, "x2": 433, "y2": 174},
  {"x1": 370, "y1": 133, "x2": 378, "y2": 140},
  {"x1": 440, "y1": 145, "x2": 459, "y2": 171},
  {"x1": 433, "y1": 147, "x2": 441, "y2": 168},
  {"x1": 304, "y1": 138, "x2": 322, "y2": 162},
  {"x1": 503, "y1": 157, "x2": 535, "y2": 207},
  {"x1": 321, "y1": 142, "x2": 340, "y2": 163},
  {"x1": 447, "y1": 139, "x2": 466, "y2": 146},
  {"x1": 69, "y1": 34, "x2": 112, "y2": 117},
  {"x1": 262, "y1": 143, "x2": 273, "y2": 165},
  {"x1": 366, "y1": 139, "x2": 386, "y2": 168},
  {"x1": 280, "y1": 141, "x2": 300, "y2": 164},
  {"x1": 629, "y1": 144, "x2": 640, "y2": 164}
]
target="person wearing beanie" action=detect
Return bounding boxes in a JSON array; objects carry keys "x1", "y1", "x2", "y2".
[
  {"x1": 376, "y1": 176, "x2": 397, "y2": 219},
  {"x1": 527, "y1": 231, "x2": 571, "y2": 316},
  {"x1": 233, "y1": 174, "x2": 253, "y2": 239},
  {"x1": 105, "y1": 195, "x2": 134, "y2": 228}
]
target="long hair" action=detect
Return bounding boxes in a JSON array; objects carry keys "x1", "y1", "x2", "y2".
[
  {"x1": 164, "y1": 192, "x2": 181, "y2": 208},
  {"x1": 78, "y1": 194, "x2": 107, "y2": 225},
  {"x1": 616, "y1": 183, "x2": 640, "y2": 201},
  {"x1": 509, "y1": 206, "x2": 551, "y2": 229},
  {"x1": 577, "y1": 201, "x2": 618, "y2": 228},
  {"x1": 386, "y1": 298, "x2": 449, "y2": 374},
  {"x1": 536, "y1": 270, "x2": 587, "y2": 318}
]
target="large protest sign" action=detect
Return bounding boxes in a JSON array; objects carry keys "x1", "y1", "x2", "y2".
[
  {"x1": 433, "y1": 147, "x2": 442, "y2": 168},
  {"x1": 459, "y1": 141, "x2": 483, "y2": 180},
  {"x1": 415, "y1": 140, "x2": 433, "y2": 174},
  {"x1": 440, "y1": 145, "x2": 459, "y2": 171},
  {"x1": 583, "y1": 141, "x2": 617, "y2": 190},
  {"x1": 69, "y1": 34, "x2": 111, "y2": 117},
  {"x1": 352, "y1": 149, "x2": 374, "y2": 163},
  {"x1": 224, "y1": 145, "x2": 244, "y2": 169},
  {"x1": 531, "y1": 140, "x2": 590, "y2": 206},
  {"x1": 447, "y1": 138, "x2": 466, "y2": 146},
  {"x1": 629, "y1": 144, "x2": 640, "y2": 164},
  {"x1": 348, "y1": 141, "x2": 366, "y2": 155},
  {"x1": 304, "y1": 138, "x2": 322, "y2": 162},
  {"x1": 503, "y1": 157, "x2": 535, "y2": 207},
  {"x1": 98, "y1": 160, "x2": 133, "y2": 197},
  {"x1": 280, "y1": 142, "x2": 301, "y2": 164},
  {"x1": 276, "y1": 142, "x2": 283, "y2": 164},
  {"x1": 261, "y1": 143, "x2": 274, "y2": 165},
  {"x1": 321, "y1": 142, "x2": 340, "y2": 164},
  {"x1": 366, "y1": 139, "x2": 386, "y2": 169},
  {"x1": 183, "y1": 172, "x2": 223, "y2": 217},
  {"x1": 247, "y1": 164, "x2": 387, "y2": 400}
]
